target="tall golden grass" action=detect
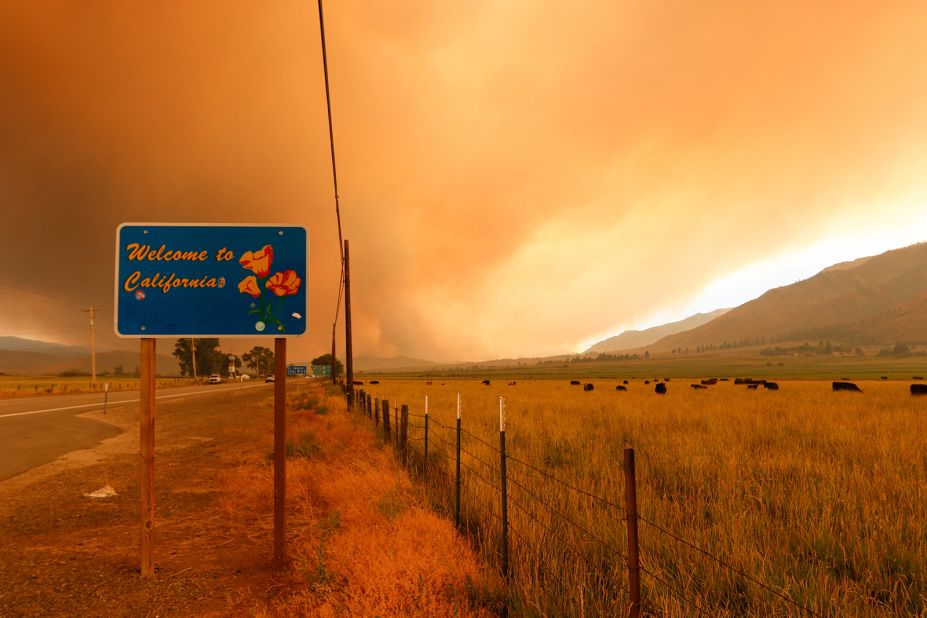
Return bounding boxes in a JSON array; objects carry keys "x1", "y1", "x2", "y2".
[
  {"x1": 363, "y1": 378, "x2": 927, "y2": 617},
  {"x1": 218, "y1": 384, "x2": 503, "y2": 617}
]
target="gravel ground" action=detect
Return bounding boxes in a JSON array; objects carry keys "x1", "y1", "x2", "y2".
[{"x1": 0, "y1": 386, "x2": 285, "y2": 617}]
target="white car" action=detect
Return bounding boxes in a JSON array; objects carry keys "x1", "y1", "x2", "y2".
[{"x1": 208, "y1": 374, "x2": 223, "y2": 384}]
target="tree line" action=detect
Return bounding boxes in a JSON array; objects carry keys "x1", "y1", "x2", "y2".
[{"x1": 171, "y1": 339, "x2": 343, "y2": 378}]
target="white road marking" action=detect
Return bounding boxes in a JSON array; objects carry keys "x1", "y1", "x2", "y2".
[{"x1": 0, "y1": 383, "x2": 271, "y2": 419}]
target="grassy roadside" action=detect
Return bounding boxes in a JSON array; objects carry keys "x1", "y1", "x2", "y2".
[{"x1": 0, "y1": 381, "x2": 501, "y2": 616}]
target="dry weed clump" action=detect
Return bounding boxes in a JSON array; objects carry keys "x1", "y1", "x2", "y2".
[
  {"x1": 230, "y1": 384, "x2": 503, "y2": 617},
  {"x1": 365, "y1": 378, "x2": 927, "y2": 617}
]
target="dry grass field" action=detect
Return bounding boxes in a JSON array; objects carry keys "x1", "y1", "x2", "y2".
[
  {"x1": 361, "y1": 378, "x2": 927, "y2": 617},
  {"x1": 0, "y1": 375, "x2": 191, "y2": 398}
]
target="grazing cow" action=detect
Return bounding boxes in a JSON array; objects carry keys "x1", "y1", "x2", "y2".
[
  {"x1": 832, "y1": 381, "x2": 862, "y2": 392},
  {"x1": 583, "y1": 383, "x2": 594, "y2": 391},
  {"x1": 881, "y1": 376, "x2": 888, "y2": 380},
  {"x1": 700, "y1": 379, "x2": 717, "y2": 386},
  {"x1": 734, "y1": 378, "x2": 748, "y2": 385},
  {"x1": 654, "y1": 383, "x2": 667, "y2": 395},
  {"x1": 570, "y1": 380, "x2": 581, "y2": 386},
  {"x1": 644, "y1": 380, "x2": 650, "y2": 385},
  {"x1": 911, "y1": 384, "x2": 927, "y2": 396},
  {"x1": 623, "y1": 380, "x2": 629, "y2": 385},
  {"x1": 508, "y1": 381, "x2": 517, "y2": 386},
  {"x1": 747, "y1": 384, "x2": 759, "y2": 390},
  {"x1": 690, "y1": 384, "x2": 707, "y2": 390},
  {"x1": 353, "y1": 380, "x2": 364, "y2": 385},
  {"x1": 482, "y1": 379, "x2": 491, "y2": 386},
  {"x1": 370, "y1": 380, "x2": 380, "y2": 385},
  {"x1": 764, "y1": 382, "x2": 779, "y2": 390},
  {"x1": 615, "y1": 385, "x2": 627, "y2": 391},
  {"x1": 747, "y1": 379, "x2": 767, "y2": 386}
]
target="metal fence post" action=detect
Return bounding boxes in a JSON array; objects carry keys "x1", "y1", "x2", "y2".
[
  {"x1": 400, "y1": 404, "x2": 409, "y2": 464},
  {"x1": 381, "y1": 399, "x2": 390, "y2": 438},
  {"x1": 624, "y1": 448, "x2": 641, "y2": 618},
  {"x1": 455, "y1": 393, "x2": 461, "y2": 529},
  {"x1": 499, "y1": 396, "x2": 509, "y2": 583},
  {"x1": 424, "y1": 395, "x2": 429, "y2": 478}
]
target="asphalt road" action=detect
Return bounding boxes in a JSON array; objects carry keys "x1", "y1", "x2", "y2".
[{"x1": 0, "y1": 382, "x2": 272, "y2": 481}]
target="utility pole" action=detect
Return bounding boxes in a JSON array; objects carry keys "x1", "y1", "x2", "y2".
[
  {"x1": 81, "y1": 306, "x2": 97, "y2": 384},
  {"x1": 191, "y1": 338, "x2": 197, "y2": 380},
  {"x1": 344, "y1": 239, "x2": 354, "y2": 408}
]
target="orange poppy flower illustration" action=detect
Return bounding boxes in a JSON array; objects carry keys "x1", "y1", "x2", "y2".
[
  {"x1": 266, "y1": 270, "x2": 301, "y2": 297},
  {"x1": 237, "y1": 275, "x2": 261, "y2": 298},
  {"x1": 239, "y1": 244, "x2": 273, "y2": 277}
]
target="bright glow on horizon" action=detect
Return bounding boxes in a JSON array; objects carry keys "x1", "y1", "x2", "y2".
[{"x1": 577, "y1": 210, "x2": 927, "y2": 353}]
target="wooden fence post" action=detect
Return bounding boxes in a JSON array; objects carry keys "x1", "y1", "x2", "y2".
[
  {"x1": 374, "y1": 397, "x2": 379, "y2": 425},
  {"x1": 624, "y1": 448, "x2": 641, "y2": 618},
  {"x1": 381, "y1": 399, "x2": 390, "y2": 437},
  {"x1": 367, "y1": 394, "x2": 372, "y2": 419}
]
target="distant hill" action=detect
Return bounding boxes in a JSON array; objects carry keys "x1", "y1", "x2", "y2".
[
  {"x1": 584, "y1": 309, "x2": 729, "y2": 353},
  {"x1": 354, "y1": 356, "x2": 439, "y2": 372},
  {"x1": 649, "y1": 243, "x2": 927, "y2": 352},
  {"x1": 0, "y1": 337, "x2": 180, "y2": 375}
]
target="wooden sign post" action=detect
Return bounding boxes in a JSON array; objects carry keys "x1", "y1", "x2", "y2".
[
  {"x1": 139, "y1": 338, "x2": 156, "y2": 576},
  {"x1": 274, "y1": 337, "x2": 286, "y2": 564}
]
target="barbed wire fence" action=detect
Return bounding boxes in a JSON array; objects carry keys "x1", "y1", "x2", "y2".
[{"x1": 348, "y1": 387, "x2": 832, "y2": 617}]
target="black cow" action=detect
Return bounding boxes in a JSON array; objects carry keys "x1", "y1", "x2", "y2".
[
  {"x1": 623, "y1": 380, "x2": 629, "y2": 385},
  {"x1": 644, "y1": 380, "x2": 650, "y2": 385},
  {"x1": 881, "y1": 376, "x2": 888, "y2": 380},
  {"x1": 654, "y1": 383, "x2": 667, "y2": 395},
  {"x1": 764, "y1": 382, "x2": 779, "y2": 390},
  {"x1": 425, "y1": 380, "x2": 432, "y2": 385},
  {"x1": 370, "y1": 380, "x2": 380, "y2": 385},
  {"x1": 719, "y1": 378, "x2": 730, "y2": 382},
  {"x1": 583, "y1": 383, "x2": 594, "y2": 391},
  {"x1": 690, "y1": 384, "x2": 707, "y2": 390},
  {"x1": 353, "y1": 380, "x2": 364, "y2": 385},
  {"x1": 508, "y1": 381, "x2": 517, "y2": 386},
  {"x1": 747, "y1": 384, "x2": 759, "y2": 390},
  {"x1": 911, "y1": 384, "x2": 927, "y2": 396},
  {"x1": 481, "y1": 379, "x2": 491, "y2": 386},
  {"x1": 615, "y1": 385, "x2": 627, "y2": 391},
  {"x1": 914, "y1": 376, "x2": 925, "y2": 380},
  {"x1": 700, "y1": 379, "x2": 717, "y2": 386},
  {"x1": 734, "y1": 378, "x2": 749, "y2": 385},
  {"x1": 664, "y1": 378, "x2": 671, "y2": 382},
  {"x1": 570, "y1": 380, "x2": 581, "y2": 385},
  {"x1": 832, "y1": 381, "x2": 862, "y2": 392}
]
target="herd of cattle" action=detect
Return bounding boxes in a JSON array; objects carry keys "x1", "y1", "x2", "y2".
[
  {"x1": 356, "y1": 377, "x2": 927, "y2": 396},
  {"x1": 557, "y1": 377, "x2": 927, "y2": 396}
]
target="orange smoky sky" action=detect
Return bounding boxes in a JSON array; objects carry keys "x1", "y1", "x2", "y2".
[{"x1": 1, "y1": 1, "x2": 927, "y2": 362}]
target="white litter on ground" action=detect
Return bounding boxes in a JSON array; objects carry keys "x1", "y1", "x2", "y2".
[{"x1": 83, "y1": 485, "x2": 117, "y2": 498}]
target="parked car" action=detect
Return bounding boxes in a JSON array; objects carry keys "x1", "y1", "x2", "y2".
[
  {"x1": 265, "y1": 375, "x2": 275, "y2": 383},
  {"x1": 208, "y1": 374, "x2": 223, "y2": 384}
]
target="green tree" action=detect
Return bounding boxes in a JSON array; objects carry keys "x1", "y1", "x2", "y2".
[
  {"x1": 311, "y1": 353, "x2": 344, "y2": 378},
  {"x1": 173, "y1": 338, "x2": 225, "y2": 377},
  {"x1": 243, "y1": 346, "x2": 274, "y2": 376}
]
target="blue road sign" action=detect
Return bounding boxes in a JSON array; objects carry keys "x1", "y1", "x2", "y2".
[
  {"x1": 115, "y1": 224, "x2": 308, "y2": 337},
  {"x1": 287, "y1": 364, "x2": 308, "y2": 376}
]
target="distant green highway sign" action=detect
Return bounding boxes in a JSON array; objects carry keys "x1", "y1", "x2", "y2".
[{"x1": 311, "y1": 365, "x2": 331, "y2": 377}]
